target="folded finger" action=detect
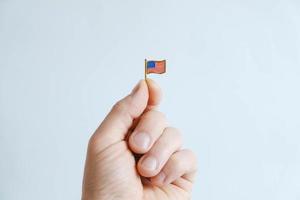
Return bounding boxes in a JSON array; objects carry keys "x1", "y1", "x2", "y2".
[
  {"x1": 129, "y1": 110, "x2": 167, "y2": 154},
  {"x1": 137, "y1": 127, "x2": 182, "y2": 177},
  {"x1": 151, "y1": 149, "x2": 198, "y2": 187}
]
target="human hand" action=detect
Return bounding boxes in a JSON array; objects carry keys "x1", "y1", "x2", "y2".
[{"x1": 82, "y1": 80, "x2": 197, "y2": 200}]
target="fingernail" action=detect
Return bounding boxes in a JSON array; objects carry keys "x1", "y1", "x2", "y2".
[
  {"x1": 156, "y1": 172, "x2": 166, "y2": 184},
  {"x1": 131, "y1": 80, "x2": 142, "y2": 95},
  {"x1": 133, "y1": 132, "x2": 150, "y2": 150},
  {"x1": 142, "y1": 156, "x2": 157, "y2": 171}
]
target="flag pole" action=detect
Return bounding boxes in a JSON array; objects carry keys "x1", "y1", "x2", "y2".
[{"x1": 144, "y1": 59, "x2": 147, "y2": 80}]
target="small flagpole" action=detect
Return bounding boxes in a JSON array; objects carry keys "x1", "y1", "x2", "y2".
[{"x1": 144, "y1": 59, "x2": 147, "y2": 80}]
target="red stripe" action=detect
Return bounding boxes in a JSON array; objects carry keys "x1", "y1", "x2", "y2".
[{"x1": 147, "y1": 60, "x2": 166, "y2": 74}]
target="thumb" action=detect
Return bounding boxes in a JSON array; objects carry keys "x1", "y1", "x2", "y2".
[{"x1": 89, "y1": 79, "x2": 161, "y2": 153}]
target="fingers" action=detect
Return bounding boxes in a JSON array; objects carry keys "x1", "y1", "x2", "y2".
[
  {"x1": 137, "y1": 127, "x2": 183, "y2": 177},
  {"x1": 130, "y1": 117, "x2": 197, "y2": 187},
  {"x1": 89, "y1": 79, "x2": 162, "y2": 153},
  {"x1": 129, "y1": 110, "x2": 167, "y2": 153},
  {"x1": 150, "y1": 149, "x2": 198, "y2": 187}
]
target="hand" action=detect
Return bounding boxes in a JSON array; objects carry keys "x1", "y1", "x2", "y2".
[{"x1": 82, "y1": 79, "x2": 197, "y2": 200}]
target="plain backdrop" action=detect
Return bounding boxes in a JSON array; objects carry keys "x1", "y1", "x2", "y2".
[{"x1": 1, "y1": 0, "x2": 300, "y2": 199}]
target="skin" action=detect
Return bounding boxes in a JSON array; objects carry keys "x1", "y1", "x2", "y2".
[{"x1": 82, "y1": 79, "x2": 198, "y2": 200}]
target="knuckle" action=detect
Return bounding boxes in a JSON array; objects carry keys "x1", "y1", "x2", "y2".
[
  {"x1": 165, "y1": 127, "x2": 183, "y2": 145},
  {"x1": 170, "y1": 153, "x2": 180, "y2": 164},
  {"x1": 186, "y1": 149, "x2": 197, "y2": 159},
  {"x1": 182, "y1": 149, "x2": 198, "y2": 169},
  {"x1": 166, "y1": 127, "x2": 181, "y2": 137},
  {"x1": 143, "y1": 110, "x2": 166, "y2": 121},
  {"x1": 169, "y1": 154, "x2": 185, "y2": 171},
  {"x1": 112, "y1": 100, "x2": 128, "y2": 115}
]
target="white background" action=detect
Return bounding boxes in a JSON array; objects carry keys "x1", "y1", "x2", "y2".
[{"x1": 1, "y1": 0, "x2": 300, "y2": 199}]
